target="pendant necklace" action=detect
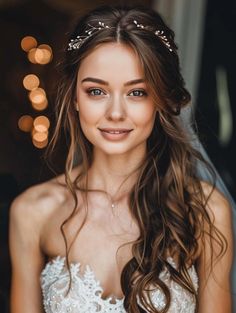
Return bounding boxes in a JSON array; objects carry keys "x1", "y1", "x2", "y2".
[
  {"x1": 110, "y1": 194, "x2": 117, "y2": 209},
  {"x1": 110, "y1": 190, "x2": 127, "y2": 209}
]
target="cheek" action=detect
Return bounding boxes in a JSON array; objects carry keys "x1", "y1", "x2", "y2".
[
  {"x1": 77, "y1": 104, "x2": 102, "y2": 143},
  {"x1": 129, "y1": 104, "x2": 156, "y2": 128},
  {"x1": 78, "y1": 117, "x2": 97, "y2": 145},
  {"x1": 78, "y1": 102, "x2": 103, "y2": 126},
  {"x1": 79, "y1": 107, "x2": 97, "y2": 124}
]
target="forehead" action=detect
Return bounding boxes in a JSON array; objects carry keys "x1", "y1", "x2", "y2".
[{"x1": 77, "y1": 42, "x2": 144, "y2": 81}]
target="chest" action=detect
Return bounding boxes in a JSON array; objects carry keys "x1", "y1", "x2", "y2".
[{"x1": 41, "y1": 203, "x2": 139, "y2": 298}]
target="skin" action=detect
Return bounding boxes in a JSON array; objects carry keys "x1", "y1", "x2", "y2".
[
  {"x1": 9, "y1": 43, "x2": 234, "y2": 313},
  {"x1": 75, "y1": 43, "x2": 157, "y2": 196}
]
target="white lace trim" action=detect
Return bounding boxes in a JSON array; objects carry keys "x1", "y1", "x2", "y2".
[{"x1": 40, "y1": 256, "x2": 198, "y2": 313}]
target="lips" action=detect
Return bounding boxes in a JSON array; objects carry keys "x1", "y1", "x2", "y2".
[
  {"x1": 98, "y1": 128, "x2": 133, "y2": 134},
  {"x1": 98, "y1": 128, "x2": 133, "y2": 141}
]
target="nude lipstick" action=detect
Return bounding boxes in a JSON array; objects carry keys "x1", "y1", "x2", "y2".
[{"x1": 98, "y1": 128, "x2": 133, "y2": 141}]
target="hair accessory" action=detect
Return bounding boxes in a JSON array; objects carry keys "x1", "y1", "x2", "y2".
[
  {"x1": 68, "y1": 20, "x2": 173, "y2": 53},
  {"x1": 133, "y1": 20, "x2": 173, "y2": 52},
  {"x1": 68, "y1": 21, "x2": 111, "y2": 50}
]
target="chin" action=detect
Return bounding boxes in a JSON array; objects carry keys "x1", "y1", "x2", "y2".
[
  {"x1": 94, "y1": 143, "x2": 133, "y2": 156},
  {"x1": 101, "y1": 148, "x2": 131, "y2": 156},
  {"x1": 97, "y1": 141, "x2": 146, "y2": 157}
]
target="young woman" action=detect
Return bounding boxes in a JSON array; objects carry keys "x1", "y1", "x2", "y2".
[{"x1": 9, "y1": 5, "x2": 233, "y2": 313}]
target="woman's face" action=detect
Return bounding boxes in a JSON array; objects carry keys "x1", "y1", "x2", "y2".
[{"x1": 76, "y1": 42, "x2": 156, "y2": 157}]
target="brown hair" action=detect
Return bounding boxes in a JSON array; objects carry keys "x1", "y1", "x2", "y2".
[{"x1": 49, "y1": 5, "x2": 227, "y2": 312}]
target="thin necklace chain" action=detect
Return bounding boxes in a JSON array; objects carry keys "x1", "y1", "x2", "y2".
[{"x1": 110, "y1": 190, "x2": 129, "y2": 209}]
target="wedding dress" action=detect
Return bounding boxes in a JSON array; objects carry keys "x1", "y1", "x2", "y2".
[{"x1": 41, "y1": 256, "x2": 198, "y2": 313}]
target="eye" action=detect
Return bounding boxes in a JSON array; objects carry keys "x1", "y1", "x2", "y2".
[
  {"x1": 128, "y1": 89, "x2": 147, "y2": 97},
  {"x1": 86, "y1": 88, "x2": 106, "y2": 96}
]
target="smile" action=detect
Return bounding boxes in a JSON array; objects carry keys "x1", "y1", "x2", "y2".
[
  {"x1": 98, "y1": 128, "x2": 133, "y2": 141},
  {"x1": 99, "y1": 128, "x2": 133, "y2": 134}
]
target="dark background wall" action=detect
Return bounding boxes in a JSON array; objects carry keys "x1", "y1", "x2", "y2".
[
  {"x1": 196, "y1": 0, "x2": 236, "y2": 196},
  {"x1": 0, "y1": 0, "x2": 235, "y2": 312}
]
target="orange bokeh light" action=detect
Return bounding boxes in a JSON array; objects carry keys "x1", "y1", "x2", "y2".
[
  {"x1": 29, "y1": 88, "x2": 46, "y2": 104},
  {"x1": 21, "y1": 36, "x2": 37, "y2": 52},
  {"x1": 28, "y1": 48, "x2": 45, "y2": 64},
  {"x1": 31, "y1": 98, "x2": 48, "y2": 111},
  {"x1": 27, "y1": 44, "x2": 53, "y2": 65},
  {"x1": 33, "y1": 116, "x2": 50, "y2": 132},
  {"x1": 27, "y1": 48, "x2": 38, "y2": 64},
  {"x1": 23, "y1": 74, "x2": 40, "y2": 91},
  {"x1": 18, "y1": 115, "x2": 33, "y2": 132},
  {"x1": 35, "y1": 44, "x2": 53, "y2": 64},
  {"x1": 32, "y1": 130, "x2": 48, "y2": 142},
  {"x1": 32, "y1": 137, "x2": 48, "y2": 149},
  {"x1": 32, "y1": 127, "x2": 49, "y2": 149},
  {"x1": 38, "y1": 44, "x2": 52, "y2": 54}
]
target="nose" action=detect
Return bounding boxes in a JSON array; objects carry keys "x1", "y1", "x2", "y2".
[{"x1": 105, "y1": 94, "x2": 126, "y2": 122}]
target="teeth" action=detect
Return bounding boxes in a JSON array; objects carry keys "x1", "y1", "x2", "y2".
[
  {"x1": 107, "y1": 131, "x2": 124, "y2": 134},
  {"x1": 109, "y1": 131, "x2": 123, "y2": 134}
]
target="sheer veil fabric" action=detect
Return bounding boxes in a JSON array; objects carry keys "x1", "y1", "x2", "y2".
[{"x1": 180, "y1": 106, "x2": 236, "y2": 308}]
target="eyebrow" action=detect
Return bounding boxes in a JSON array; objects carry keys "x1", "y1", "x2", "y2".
[{"x1": 81, "y1": 77, "x2": 145, "y2": 86}]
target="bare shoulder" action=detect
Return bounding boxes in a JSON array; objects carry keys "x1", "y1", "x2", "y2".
[
  {"x1": 196, "y1": 184, "x2": 234, "y2": 312},
  {"x1": 198, "y1": 180, "x2": 234, "y2": 268},
  {"x1": 10, "y1": 174, "x2": 68, "y2": 234},
  {"x1": 9, "y1": 174, "x2": 73, "y2": 313},
  {"x1": 200, "y1": 181, "x2": 233, "y2": 225}
]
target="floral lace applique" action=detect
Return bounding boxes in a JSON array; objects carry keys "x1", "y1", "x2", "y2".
[{"x1": 41, "y1": 256, "x2": 198, "y2": 313}]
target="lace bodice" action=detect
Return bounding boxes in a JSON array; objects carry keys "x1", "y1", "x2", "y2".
[{"x1": 40, "y1": 256, "x2": 198, "y2": 313}]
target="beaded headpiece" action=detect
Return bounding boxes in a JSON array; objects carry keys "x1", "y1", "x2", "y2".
[
  {"x1": 68, "y1": 21, "x2": 109, "y2": 51},
  {"x1": 133, "y1": 20, "x2": 173, "y2": 52},
  {"x1": 68, "y1": 20, "x2": 173, "y2": 52}
]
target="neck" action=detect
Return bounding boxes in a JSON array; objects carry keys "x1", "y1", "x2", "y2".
[{"x1": 86, "y1": 147, "x2": 146, "y2": 198}]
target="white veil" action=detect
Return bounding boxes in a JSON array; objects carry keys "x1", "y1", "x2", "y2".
[
  {"x1": 180, "y1": 104, "x2": 236, "y2": 309},
  {"x1": 180, "y1": 106, "x2": 236, "y2": 208}
]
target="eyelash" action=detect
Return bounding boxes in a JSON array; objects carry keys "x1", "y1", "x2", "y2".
[
  {"x1": 129, "y1": 89, "x2": 147, "y2": 97},
  {"x1": 86, "y1": 88, "x2": 105, "y2": 96},
  {"x1": 86, "y1": 88, "x2": 147, "y2": 97}
]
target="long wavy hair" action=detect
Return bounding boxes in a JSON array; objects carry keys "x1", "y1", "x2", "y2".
[{"x1": 49, "y1": 5, "x2": 227, "y2": 313}]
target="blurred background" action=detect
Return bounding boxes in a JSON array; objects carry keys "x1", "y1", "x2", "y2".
[{"x1": 0, "y1": 0, "x2": 235, "y2": 311}]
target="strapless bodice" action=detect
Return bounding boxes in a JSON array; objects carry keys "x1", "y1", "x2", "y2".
[{"x1": 40, "y1": 256, "x2": 198, "y2": 313}]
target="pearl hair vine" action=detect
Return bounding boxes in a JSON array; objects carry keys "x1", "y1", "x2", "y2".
[
  {"x1": 68, "y1": 21, "x2": 110, "y2": 50},
  {"x1": 68, "y1": 20, "x2": 173, "y2": 52},
  {"x1": 133, "y1": 20, "x2": 173, "y2": 52}
]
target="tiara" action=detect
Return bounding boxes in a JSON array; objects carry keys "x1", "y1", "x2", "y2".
[{"x1": 68, "y1": 20, "x2": 173, "y2": 52}]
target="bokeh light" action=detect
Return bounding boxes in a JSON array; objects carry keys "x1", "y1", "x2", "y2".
[
  {"x1": 27, "y1": 48, "x2": 38, "y2": 64},
  {"x1": 32, "y1": 124, "x2": 49, "y2": 149},
  {"x1": 32, "y1": 130, "x2": 48, "y2": 142},
  {"x1": 29, "y1": 88, "x2": 46, "y2": 104},
  {"x1": 21, "y1": 37, "x2": 51, "y2": 149},
  {"x1": 32, "y1": 137, "x2": 48, "y2": 149},
  {"x1": 27, "y1": 45, "x2": 53, "y2": 65},
  {"x1": 18, "y1": 115, "x2": 33, "y2": 132},
  {"x1": 31, "y1": 98, "x2": 48, "y2": 111},
  {"x1": 33, "y1": 115, "x2": 50, "y2": 132},
  {"x1": 38, "y1": 44, "x2": 52, "y2": 54},
  {"x1": 28, "y1": 48, "x2": 45, "y2": 64},
  {"x1": 36, "y1": 44, "x2": 53, "y2": 64},
  {"x1": 21, "y1": 36, "x2": 37, "y2": 52},
  {"x1": 23, "y1": 74, "x2": 40, "y2": 91}
]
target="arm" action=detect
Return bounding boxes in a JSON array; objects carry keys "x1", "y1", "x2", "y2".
[
  {"x1": 197, "y1": 186, "x2": 234, "y2": 313},
  {"x1": 9, "y1": 193, "x2": 45, "y2": 313}
]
